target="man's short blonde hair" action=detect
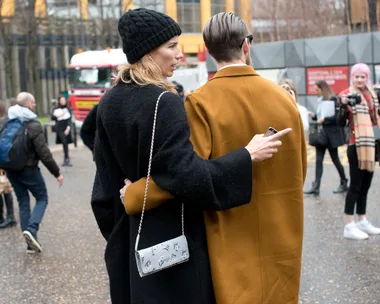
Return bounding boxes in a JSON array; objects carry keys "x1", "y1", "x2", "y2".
[
  {"x1": 203, "y1": 12, "x2": 249, "y2": 62},
  {"x1": 16, "y1": 92, "x2": 35, "y2": 107}
]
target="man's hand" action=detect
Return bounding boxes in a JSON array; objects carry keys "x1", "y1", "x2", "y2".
[
  {"x1": 57, "y1": 175, "x2": 64, "y2": 187},
  {"x1": 120, "y1": 179, "x2": 132, "y2": 205},
  {"x1": 317, "y1": 118, "x2": 324, "y2": 125},
  {"x1": 245, "y1": 128, "x2": 292, "y2": 162}
]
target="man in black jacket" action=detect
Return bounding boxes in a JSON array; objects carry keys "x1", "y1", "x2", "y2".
[{"x1": 0, "y1": 92, "x2": 64, "y2": 254}]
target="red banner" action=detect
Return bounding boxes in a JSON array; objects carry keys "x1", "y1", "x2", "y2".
[{"x1": 306, "y1": 66, "x2": 349, "y2": 95}]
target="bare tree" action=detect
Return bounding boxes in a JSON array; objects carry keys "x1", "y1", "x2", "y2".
[
  {"x1": 251, "y1": 0, "x2": 354, "y2": 42},
  {"x1": 377, "y1": 0, "x2": 380, "y2": 30},
  {"x1": 0, "y1": 0, "x2": 16, "y2": 99},
  {"x1": 7, "y1": 0, "x2": 46, "y2": 114}
]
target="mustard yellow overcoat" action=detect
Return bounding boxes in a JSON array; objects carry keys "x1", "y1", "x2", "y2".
[{"x1": 125, "y1": 66, "x2": 307, "y2": 304}]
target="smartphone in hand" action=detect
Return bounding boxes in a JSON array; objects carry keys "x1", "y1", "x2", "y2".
[{"x1": 264, "y1": 127, "x2": 278, "y2": 137}]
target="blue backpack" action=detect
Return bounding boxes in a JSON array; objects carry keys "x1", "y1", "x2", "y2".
[{"x1": 0, "y1": 118, "x2": 30, "y2": 170}]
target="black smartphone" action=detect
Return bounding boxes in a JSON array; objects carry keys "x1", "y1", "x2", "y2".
[{"x1": 264, "y1": 127, "x2": 278, "y2": 137}]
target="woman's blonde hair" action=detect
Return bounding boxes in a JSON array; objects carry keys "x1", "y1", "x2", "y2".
[
  {"x1": 113, "y1": 54, "x2": 176, "y2": 93},
  {"x1": 279, "y1": 78, "x2": 298, "y2": 100}
]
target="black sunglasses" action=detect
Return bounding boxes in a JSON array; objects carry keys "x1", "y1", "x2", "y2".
[{"x1": 239, "y1": 34, "x2": 254, "y2": 48}]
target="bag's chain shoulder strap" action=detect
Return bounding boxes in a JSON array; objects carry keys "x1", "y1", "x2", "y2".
[{"x1": 135, "y1": 91, "x2": 185, "y2": 252}]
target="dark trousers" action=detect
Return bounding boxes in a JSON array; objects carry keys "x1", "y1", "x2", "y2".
[
  {"x1": 0, "y1": 192, "x2": 15, "y2": 221},
  {"x1": 314, "y1": 146, "x2": 346, "y2": 188},
  {"x1": 345, "y1": 145, "x2": 374, "y2": 215},
  {"x1": 7, "y1": 168, "x2": 48, "y2": 234},
  {"x1": 58, "y1": 131, "x2": 69, "y2": 159}
]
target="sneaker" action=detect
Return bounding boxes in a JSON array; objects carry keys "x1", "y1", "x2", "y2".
[
  {"x1": 344, "y1": 222, "x2": 369, "y2": 240},
  {"x1": 23, "y1": 230, "x2": 42, "y2": 253},
  {"x1": 26, "y1": 245, "x2": 36, "y2": 254},
  {"x1": 356, "y1": 218, "x2": 380, "y2": 235}
]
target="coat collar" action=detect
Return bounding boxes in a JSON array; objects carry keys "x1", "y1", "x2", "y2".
[{"x1": 210, "y1": 65, "x2": 260, "y2": 81}]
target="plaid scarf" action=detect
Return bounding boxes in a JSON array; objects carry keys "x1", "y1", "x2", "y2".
[{"x1": 350, "y1": 87, "x2": 380, "y2": 172}]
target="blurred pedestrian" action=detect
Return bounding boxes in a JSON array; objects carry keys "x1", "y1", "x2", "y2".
[
  {"x1": 338, "y1": 63, "x2": 380, "y2": 240},
  {"x1": 280, "y1": 79, "x2": 309, "y2": 132},
  {"x1": 172, "y1": 81, "x2": 185, "y2": 100},
  {"x1": 0, "y1": 92, "x2": 64, "y2": 253},
  {"x1": 0, "y1": 101, "x2": 16, "y2": 229},
  {"x1": 304, "y1": 80, "x2": 347, "y2": 196},
  {"x1": 51, "y1": 95, "x2": 73, "y2": 166},
  {"x1": 9, "y1": 97, "x2": 18, "y2": 106}
]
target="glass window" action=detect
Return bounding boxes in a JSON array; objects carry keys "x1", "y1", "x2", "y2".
[
  {"x1": 68, "y1": 67, "x2": 112, "y2": 88},
  {"x1": 211, "y1": 0, "x2": 226, "y2": 16},
  {"x1": 177, "y1": 0, "x2": 202, "y2": 33},
  {"x1": 54, "y1": 0, "x2": 77, "y2": 7}
]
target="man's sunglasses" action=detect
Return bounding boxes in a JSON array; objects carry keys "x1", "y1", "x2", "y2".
[{"x1": 239, "y1": 35, "x2": 254, "y2": 48}]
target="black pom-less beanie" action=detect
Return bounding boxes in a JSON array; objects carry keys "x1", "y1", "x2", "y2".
[{"x1": 118, "y1": 8, "x2": 182, "y2": 64}]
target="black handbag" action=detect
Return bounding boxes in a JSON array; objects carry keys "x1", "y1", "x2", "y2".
[{"x1": 308, "y1": 124, "x2": 327, "y2": 147}]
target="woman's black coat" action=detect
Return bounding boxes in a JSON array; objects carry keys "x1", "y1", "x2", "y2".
[
  {"x1": 51, "y1": 107, "x2": 73, "y2": 144},
  {"x1": 312, "y1": 96, "x2": 346, "y2": 148},
  {"x1": 91, "y1": 83, "x2": 253, "y2": 304}
]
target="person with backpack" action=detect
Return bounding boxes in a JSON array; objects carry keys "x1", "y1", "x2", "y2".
[{"x1": 0, "y1": 92, "x2": 64, "y2": 253}]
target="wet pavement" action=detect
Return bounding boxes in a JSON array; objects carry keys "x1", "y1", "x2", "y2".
[{"x1": 0, "y1": 143, "x2": 379, "y2": 304}]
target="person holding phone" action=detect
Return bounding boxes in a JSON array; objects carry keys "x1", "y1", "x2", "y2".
[
  {"x1": 120, "y1": 12, "x2": 306, "y2": 304},
  {"x1": 92, "y1": 9, "x2": 293, "y2": 303}
]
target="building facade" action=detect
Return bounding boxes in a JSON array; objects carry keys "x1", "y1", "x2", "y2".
[{"x1": 1, "y1": 0, "x2": 253, "y2": 54}]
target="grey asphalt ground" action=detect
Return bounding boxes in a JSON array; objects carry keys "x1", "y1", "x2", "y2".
[{"x1": 0, "y1": 143, "x2": 379, "y2": 304}]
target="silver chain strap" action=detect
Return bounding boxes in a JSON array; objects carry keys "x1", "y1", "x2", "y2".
[{"x1": 136, "y1": 91, "x2": 185, "y2": 249}]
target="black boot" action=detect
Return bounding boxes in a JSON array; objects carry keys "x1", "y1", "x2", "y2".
[
  {"x1": 333, "y1": 179, "x2": 348, "y2": 194},
  {"x1": 0, "y1": 218, "x2": 17, "y2": 228},
  {"x1": 62, "y1": 158, "x2": 73, "y2": 167},
  {"x1": 304, "y1": 182, "x2": 320, "y2": 196}
]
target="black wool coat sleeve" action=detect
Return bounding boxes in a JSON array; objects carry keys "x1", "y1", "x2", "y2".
[
  {"x1": 80, "y1": 104, "x2": 98, "y2": 153},
  {"x1": 150, "y1": 92, "x2": 253, "y2": 211},
  {"x1": 90, "y1": 83, "x2": 253, "y2": 304}
]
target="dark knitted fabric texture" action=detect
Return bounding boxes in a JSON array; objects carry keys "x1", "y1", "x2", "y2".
[{"x1": 118, "y1": 8, "x2": 182, "y2": 63}]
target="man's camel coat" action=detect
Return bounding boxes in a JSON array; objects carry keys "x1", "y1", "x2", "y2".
[{"x1": 124, "y1": 66, "x2": 307, "y2": 304}]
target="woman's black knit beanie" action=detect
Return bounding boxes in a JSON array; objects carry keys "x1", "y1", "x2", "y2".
[{"x1": 118, "y1": 8, "x2": 182, "y2": 64}]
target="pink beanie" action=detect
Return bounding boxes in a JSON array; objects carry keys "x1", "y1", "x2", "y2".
[{"x1": 351, "y1": 63, "x2": 372, "y2": 86}]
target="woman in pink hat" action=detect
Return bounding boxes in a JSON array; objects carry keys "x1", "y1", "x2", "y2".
[{"x1": 338, "y1": 63, "x2": 380, "y2": 240}]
